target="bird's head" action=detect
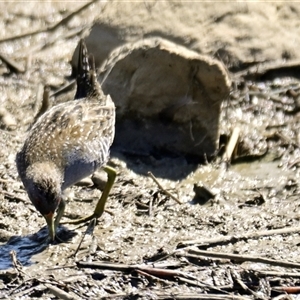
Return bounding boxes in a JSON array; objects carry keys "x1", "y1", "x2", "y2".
[{"x1": 24, "y1": 162, "x2": 62, "y2": 240}]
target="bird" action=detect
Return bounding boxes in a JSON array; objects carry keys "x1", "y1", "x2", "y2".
[{"x1": 16, "y1": 39, "x2": 116, "y2": 241}]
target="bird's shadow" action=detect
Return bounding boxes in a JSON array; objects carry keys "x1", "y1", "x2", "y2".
[{"x1": 0, "y1": 225, "x2": 76, "y2": 270}]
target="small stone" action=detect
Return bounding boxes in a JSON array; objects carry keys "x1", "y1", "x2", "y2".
[
  {"x1": 75, "y1": 177, "x2": 93, "y2": 187},
  {"x1": 92, "y1": 171, "x2": 107, "y2": 191},
  {"x1": 0, "y1": 108, "x2": 17, "y2": 130}
]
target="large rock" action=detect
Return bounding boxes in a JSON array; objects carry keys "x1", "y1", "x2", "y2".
[
  {"x1": 72, "y1": 3, "x2": 300, "y2": 71},
  {"x1": 98, "y1": 38, "x2": 231, "y2": 158}
]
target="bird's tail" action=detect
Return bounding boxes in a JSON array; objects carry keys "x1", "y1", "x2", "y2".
[{"x1": 75, "y1": 39, "x2": 103, "y2": 100}]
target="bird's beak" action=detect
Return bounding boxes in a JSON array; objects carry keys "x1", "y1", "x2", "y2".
[{"x1": 44, "y1": 212, "x2": 55, "y2": 241}]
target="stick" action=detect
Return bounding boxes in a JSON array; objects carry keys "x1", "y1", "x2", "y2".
[
  {"x1": 233, "y1": 58, "x2": 300, "y2": 80},
  {"x1": 136, "y1": 269, "x2": 170, "y2": 284},
  {"x1": 73, "y1": 218, "x2": 96, "y2": 257},
  {"x1": 10, "y1": 250, "x2": 24, "y2": 276},
  {"x1": 176, "y1": 276, "x2": 232, "y2": 295},
  {"x1": 187, "y1": 248, "x2": 300, "y2": 269},
  {"x1": 230, "y1": 269, "x2": 263, "y2": 299},
  {"x1": 138, "y1": 266, "x2": 185, "y2": 278},
  {"x1": 0, "y1": 0, "x2": 102, "y2": 43},
  {"x1": 179, "y1": 226, "x2": 300, "y2": 247},
  {"x1": 256, "y1": 270, "x2": 300, "y2": 278},
  {"x1": 17, "y1": 26, "x2": 86, "y2": 57},
  {"x1": 77, "y1": 261, "x2": 182, "y2": 273},
  {"x1": 47, "y1": 0, "x2": 102, "y2": 32},
  {"x1": 77, "y1": 261, "x2": 134, "y2": 271},
  {"x1": 223, "y1": 127, "x2": 240, "y2": 161},
  {"x1": 33, "y1": 85, "x2": 51, "y2": 124},
  {"x1": 148, "y1": 171, "x2": 182, "y2": 204},
  {"x1": 149, "y1": 196, "x2": 153, "y2": 216},
  {"x1": 45, "y1": 284, "x2": 78, "y2": 300},
  {"x1": 0, "y1": 53, "x2": 25, "y2": 73},
  {"x1": 272, "y1": 286, "x2": 300, "y2": 294},
  {"x1": 155, "y1": 293, "x2": 251, "y2": 300},
  {"x1": 50, "y1": 80, "x2": 76, "y2": 98}
]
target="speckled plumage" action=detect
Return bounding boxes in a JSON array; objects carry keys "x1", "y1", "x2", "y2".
[{"x1": 16, "y1": 40, "x2": 116, "y2": 241}]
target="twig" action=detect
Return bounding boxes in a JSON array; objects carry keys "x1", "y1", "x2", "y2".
[
  {"x1": 178, "y1": 226, "x2": 300, "y2": 247},
  {"x1": 77, "y1": 261, "x2": 182, "y2": 273},
  {"x1": 11, "y1": 285, "x2": 46, "y2": 299},
  {"x1": 176, "y1": 276, "x2": 232, "y2": 295},
  {"x1": 88, "y1": 235, "x2": 98, "y2": 256},
  {"x1": 50, "y1": 80, "x2": 76, "y2": 98},
  {"x1": 45, "y1": 284, "x2": 78, "y2": 300},
  {"x1": 47, "y1": 0, "x2": 101, "y2": 32},
  {"x1": 8, "y1": 250, "x2": 34, "y2": 297},
  {"x1": 10, "y1": 250, "x2": 24, "y2": 276},
  {"x1": 176, "y1": 276, "x2": 208, "y2": 289},
  {"x1": 156, "y1": 293, "x2": 251, "y2": 300},
  {"x1": 231, "y1": 269, "x2": 265, "y2": 300},
  {"x1": 0, "y1": 53, "x2": 25, "y2": 73},
  {"x1": 187, "y1": 248, "x2": 300, "y2": 269},
  {"x1": 223, "y1": 127, "x2": 240, "y2": 162},
  {"x1": 136, "y1": 269, "x2": 171, "y2": 284},
  {"x1": 33, "y1": 85, "x2": 51, "y2": 124},
  {"x1": 255, "y1": 270, "x2": 300, "y2": 278},
  {"x1": 273, "y1": 132, "x2": 299, "y2": 149},
  {"x1": 77, "y1": 261, "x2": 136, "y2": 271},
  {"x1": 272, "y1": 286, "x2": 300, "y2": 294},
  {"x1": 77, "y1": 259, "x2": 225, "y2": 294},
  {"x1": 78, "y1": 260, "x2": 233, "y2": 295},
  {"x1": 269, "y1": 294, "x2": 293, "y2": 300},
  {"x1": 135, "y1": 200, "x2": 149, "y2": 210},
  {"x1": 0, "y1": 177, "x2": 14, "y2": 183},
  {"x1": 233, "y1": 58, "x2": 300, "y2": 81},
  {"x1": 73, "y1": 218, "x2": 96, "y2": 257},
  {"x1": 148, "y1": 171, "x2": 182, "y2": 204},
  {"x1": 175, "y1": 252, "x2": 228, "y2": 264},
  {"x1": 17, "y1": 26, "x2": 86, "y2": 57},
  {"x1": 0, "y1": 0, "x2": 102, "y2": 43},
  {"x1": 149, "y1": 196, "x2": 153, "y2": 216},
  {"x1": 104, "y1": 209, "x2": 114, "y2": 216},
  {"x1": 138, "y1": 266, "x2": 185, "y2": 278}
]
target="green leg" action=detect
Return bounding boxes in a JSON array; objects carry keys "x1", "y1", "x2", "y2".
[
  {"x1": 44, "y1": 199, "x2": 65, "y2": 242},
  {"x1": 92, "y1": 166, "x2": 116, "y2": 218},
  {"x1": 62, "y1": 166, "x2": 116, "y2": 225}
]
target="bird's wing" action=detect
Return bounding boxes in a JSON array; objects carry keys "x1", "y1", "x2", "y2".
[{"x1": 24, "y1": 98, "x2": 115, "y2": 169}]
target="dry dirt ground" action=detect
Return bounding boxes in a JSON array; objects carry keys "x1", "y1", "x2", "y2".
[{"x1": 1, "y1": 2, "x2": 300, "y2": 299}]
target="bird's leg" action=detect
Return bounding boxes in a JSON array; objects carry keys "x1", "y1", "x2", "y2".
[
  {"x1": 43, "y1": 199, "x2": 65, "y2": 242},
  {"x1": 92, "y1": 166, "x2": 116, "y2": 218},
  {"x1": 62, "y1": 166, "x2": 116, "y2": 225}
]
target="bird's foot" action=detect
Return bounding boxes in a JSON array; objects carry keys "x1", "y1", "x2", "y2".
[
  {"x1": 40, "y1": 233, "x2": 64, "y2": 244},
  {"x1": 60, "y1": 214, "x2": 97, "y2": 225},
  {"x1": 50, "y1": 234, "x2": 64, "y2": 243},
  {"x1": 61, "y1": 166, "x2": 116, "y2": 226}
]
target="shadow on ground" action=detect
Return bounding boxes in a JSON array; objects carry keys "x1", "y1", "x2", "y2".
[{"x1": 0, "y1": 226, "x2": 76, "y2": 270}]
